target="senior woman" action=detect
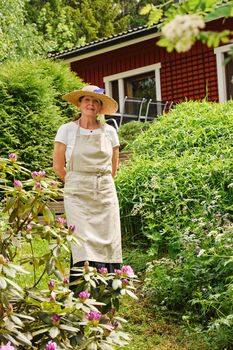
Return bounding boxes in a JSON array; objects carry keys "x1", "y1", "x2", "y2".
[{"x1": 53, "y1": 85, "x2": 122, "y2": 283}]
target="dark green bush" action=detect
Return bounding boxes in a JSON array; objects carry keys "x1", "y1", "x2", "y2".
[{"x1": 0, "y1": 59, "x2": 83, "y2": 173}]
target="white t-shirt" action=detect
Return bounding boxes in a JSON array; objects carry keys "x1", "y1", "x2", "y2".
[{"x1": 54, "y1": 121, "x2": 120, "y2": 162}]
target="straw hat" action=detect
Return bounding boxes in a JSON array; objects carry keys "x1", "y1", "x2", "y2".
[{"x1": 62, "y1": 85, "x2": 118, "y2": 115}]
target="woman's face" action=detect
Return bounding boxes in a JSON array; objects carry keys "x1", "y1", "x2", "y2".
[{"x1": 79, "y1": 95, "x2": 102, "y2": 116}]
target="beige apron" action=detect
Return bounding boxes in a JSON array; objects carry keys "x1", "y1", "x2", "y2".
[{"x1": 64, "y1": 123, "x2": 122, "y2": 265}]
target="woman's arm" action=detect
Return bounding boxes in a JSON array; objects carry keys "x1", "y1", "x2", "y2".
[
  {"x1": 53, "y1": 142, "x2": 66, "y2": 181},
  {"x1": 112, "y1": 146, "x2": 119, "y2": 177}
]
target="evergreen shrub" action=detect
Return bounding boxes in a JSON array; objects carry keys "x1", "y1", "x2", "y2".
[{"x1": 0, "y1": 59, "x2": 83, "y2": 173}]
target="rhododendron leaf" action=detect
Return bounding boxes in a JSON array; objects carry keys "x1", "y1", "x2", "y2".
[
  {"x1": 0, "y1": 276, "x2": 7, "y2": 289},
  {"x1": 59, "y1": 324, "x2": 80, "y2": 332},
  {"x1": 49, "y1": 326, "x2": 60, "y2": 338}
]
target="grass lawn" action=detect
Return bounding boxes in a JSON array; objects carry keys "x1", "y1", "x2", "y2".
[{"x1": 118, "y1": 286, "x2": 210, "y2": 350}]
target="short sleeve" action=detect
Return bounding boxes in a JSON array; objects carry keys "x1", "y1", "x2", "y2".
[
  {"x1": 54, "y1": 124, "x2": 68, "y2": 145},
  {"x1": 106, "y1": 125, "x2": 120, "y2": 148}
]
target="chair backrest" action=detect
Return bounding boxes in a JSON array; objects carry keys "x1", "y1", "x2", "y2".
[
  {"x1": 120, "y1": 96, "x2": 147, "y2": 126},
  {"x1": 144, "y1": 99, "x2": 171, "y2": 121},
  {"x1": 123, "y1": 96, "x2": 146, "y2": 116},
  {"x1": 105, "y1": 117, "x2": 119, "y2": 130}
]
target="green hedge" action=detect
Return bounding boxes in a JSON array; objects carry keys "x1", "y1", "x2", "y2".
[
  {"x1": 0, "y1": 58, "x2": 83, "y2": 173},
  {"x1": 116, "y1": 101, "x2": 233, "y2": 254}
]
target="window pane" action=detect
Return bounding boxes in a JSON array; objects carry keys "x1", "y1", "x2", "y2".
[
  {"x1": 124, "y1": 72, "x2": 156, "y2": 101},
  {"x1": 225, "y1": 54, "x2": 233, "y2": 100},
  {"x1": 111, "y1": 80, "x2": 119, "y2": 112}
]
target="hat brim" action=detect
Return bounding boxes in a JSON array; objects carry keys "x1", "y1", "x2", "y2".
[{"x1": 62, "y1": 90, "x2": 118, "y2": 115}]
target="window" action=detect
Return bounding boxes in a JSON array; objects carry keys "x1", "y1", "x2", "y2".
[
  {"x1": 104, "y1": 63, "x2": 161, "y2": 113},
  {"x1": 225, "y1": 53, "x2": 233, "y2": 100},
  {"x1": 214, "y1": 44, "x2": 233, "y2": 102}
]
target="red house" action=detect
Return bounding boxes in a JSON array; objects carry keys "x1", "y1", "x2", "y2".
[{"x1": 51, "y1": 17, "x2": 233, "y2": 114}]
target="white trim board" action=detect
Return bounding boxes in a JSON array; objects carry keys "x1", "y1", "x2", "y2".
[{"x1": 214, "y1": 44, "x2": 233, "y2": 102}]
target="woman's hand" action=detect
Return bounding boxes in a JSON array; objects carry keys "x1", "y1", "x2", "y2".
[{"x1": 53, "y1": 142, "x2": 66, "y2": 181}]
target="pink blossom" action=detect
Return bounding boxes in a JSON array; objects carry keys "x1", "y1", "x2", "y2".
[
  {"x1": 26, "y1": 224, "x2": 32, "y2": 231},
  {"x1": 46, "y1": 341, "x2": 57, "y2": 350},
  {"x1": 56, "y1": 217, "x2": 66, "y2": 227},
  {"x1": 8, "y1": 153, "x2": 17, "y2": 162},
  {"x1": 79, "y1": 291, "x2": 90, "y2": 300},
  {"x1": 121, "y1": 265, "x2": 135, "y2": 277},
  {"x1": 31, "y1": 170, "x2": 46, "y2": 180},
  {"x1": 51, "y1": 314, "x2": 61, "y2": 325},
  {"x1": 99, "y1": 267, "x2": 108, "y2": 275},
  {"x1": 49, "y1": 181, "x2": 58, "y2": 188},
  {"x1": 13, "y1": 180, "x2": 22, "y2": 191},
  {"x1": 114, "y1": 269, "x2": 122, "y2": 277},
  {"x1": 63, "y1": 277, "x2": 69, "y2": 284},
  {"x1": 87, "y1": 310, "x2": 102, "y2": 322},
  {"x1": 35, "y1": 182, "x2": 41, "y2": 191},
  {"x1": 0, "y1": 342, "x2": 15, "y2": 350},
  {"x1": 48, "y1": 280, "x2": 55, "y2": 290},
  {"x1": 68, "y1": 224, "x2": 75, "y2": 233}
]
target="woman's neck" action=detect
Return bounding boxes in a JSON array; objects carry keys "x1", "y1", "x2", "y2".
[{"x1": 77, "y1": 116, "x2": 100, "y2": 130}]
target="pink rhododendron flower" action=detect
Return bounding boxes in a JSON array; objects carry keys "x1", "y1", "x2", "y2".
[
  {"x1": 79, "y1": 291, "x2": 90, "y2": 300},
  {"x1": 48, "y1": 280, "x2": 55, "y2": 290},
  {"x1": 87, "y1": 310, "x2": 102, "y2": 322},
  {"x1": 56, "y1": 217, "x2": 66, "y2": 227},
  {"x1": 13, "y1": 180, "x2": 22, "y2": 191},
  {"x1": 31, "y1": 170, "x2": 46, "y2": 180},
  {"x1": 0, "y1": 342, "x2": 15, "y2": 350},
  {"x1": 63, "y1": 277, "x2": 69, "y2": 284},
  {"x1": 35, "y1": 182, "x2": 41, "y2": 191},
  {"x1": 49, "y1": 181, "x2": 58, "y2": 187},
  {"x1": 51, "y1": 314, "x2": 61, "y2": 325},
  {"x1": 99, "y1": 267, "x2": 108, "y2": 275},
  {"x1": 114, "y1": 269, "x2": 122, "y2": 277},
  {"x1": 8, "y1": 153, "x2": 17, "y2": 162},
  {"x1": 46, "y1": 341, "x2": 57, "y2": 350},
  {"x1": 68, "y1": 224, "x2": 75, "y2": 232},
  {"x1": 121, "y1": 265, "x2": 135, "y2": 277}
]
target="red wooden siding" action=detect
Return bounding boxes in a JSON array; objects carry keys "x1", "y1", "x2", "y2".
[{"x1": 70, "y1": 18, "x2": 232, "y2": 103}]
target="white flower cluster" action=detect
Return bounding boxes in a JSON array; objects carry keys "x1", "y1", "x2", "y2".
[{"x1": 162, "y1": 14, "x2": 205, "y2": 52}]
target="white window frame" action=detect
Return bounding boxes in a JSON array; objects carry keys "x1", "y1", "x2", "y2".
[
  {"x1": 214, "y1": 44, "x2": 233, "y2": 102},
  {"x1": 103, "y1": 63, "x2": 161, "y2": 113}
]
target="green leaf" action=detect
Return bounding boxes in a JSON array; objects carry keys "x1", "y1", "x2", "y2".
[
  {"x1": 59, "y1": 324, "x2": 80, "y2": 332},
  {"x1": 42, "y1": 206, "x2": 54, "y2": 225},
  {"x1": 148, "y1": 8, "x2": 163, "y2": 27},
  {"x1": 139, "y1": 4, "x2": 153, "y2": 16},
  {"x1": 0, "y1": 276, "x2": 7, "y2": 289},
  {"x1": 49, "y1": 326, "x2": 60, "y2": 338},
  {"x1": 205, "y1": 5, "x2": 233, "y2": 21}
]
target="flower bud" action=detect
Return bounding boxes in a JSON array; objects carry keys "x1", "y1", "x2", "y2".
[
  {"x1": 8, "y1": 153, "x2": 17, "y2": 162},
  {"x1": 13, "y1": 180, "x2": 22, "y2": 191}
]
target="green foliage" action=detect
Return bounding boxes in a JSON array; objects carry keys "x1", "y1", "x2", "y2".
[
  {"x1": 0, "y1": 58, "x2": 83, "y2": 173},
  {"x1": 0, "y1": 156, "x2": 138, "y2": 349},
  {"x1": 142, "y1": 0, "x2": 233, "y2": 53},
  {"x1": 118, "y1": 121, "x2": 152, "y2": 151},
  {"x1": 115, "y1": 101, "x2": 233, "y2": 348},
  {"x1": 0, "y1": 0, "x2": 47, "y2": 62}
]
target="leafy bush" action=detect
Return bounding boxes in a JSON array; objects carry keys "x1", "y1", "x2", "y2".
[
  {"x1": 115, "y1": 101, "x2": 233, "y2": 348},
  {"x1": 0, "y1": 155, "x2": 138, "y2": 349},
  {"x1": 0, "y1": 59, "x2": 83, "y2": 174},
  {"x1": 118, "y1": 121, "x2": 151, "y2": 151}
]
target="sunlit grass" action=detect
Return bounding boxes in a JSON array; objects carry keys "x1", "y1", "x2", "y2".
[{"x1": 16, "y1": 237, "x2": 69, "y2": 290}]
